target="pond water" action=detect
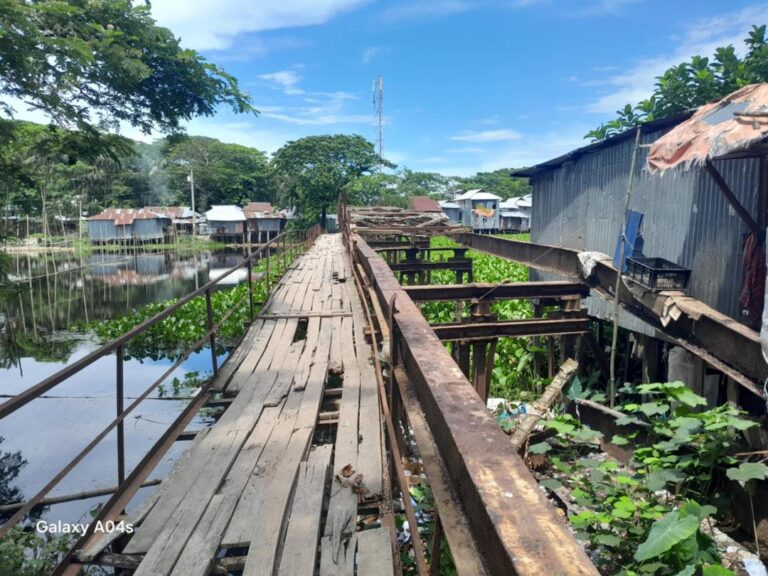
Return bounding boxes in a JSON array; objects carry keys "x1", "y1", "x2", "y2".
[{"x1": 0, "y1": 247, "x2": 253, "y2": 524}]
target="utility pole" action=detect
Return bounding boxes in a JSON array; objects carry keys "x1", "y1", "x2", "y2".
[
  {"x1": 188, "y1": 167, "x2": 197, "y2": 243},
  {"x1": 373, "y1": 75, "x2": 384, "y2": 205}
]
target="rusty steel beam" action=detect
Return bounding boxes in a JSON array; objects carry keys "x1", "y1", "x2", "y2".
[
  {"x1": 389, "y1": 260, "x2": 472, "y2": 272},
  {"x1": 353, "y1": 234, "x2": 598, "y2": 576},
  {"x1": 405, "y1": 281, "x2": 589, "y2": 302},
  {"x1": 432, "y1": 317, "x2": 589, "y2": 341},
  {"x1": 453, "y1": 232, "x2": 768, "y2": 391}
]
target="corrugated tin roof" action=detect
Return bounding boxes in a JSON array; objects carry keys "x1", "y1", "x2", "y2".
[
  {"x1": 145, "y1": 206, "x2": 198, "y2": 219},
  {"x1": 513, "y1": 111, "x2": 693, "y2": 177},
  {"x1": 648, "y1": 83, "x2": 768, "y2": 172},
  {"x1": 458, "y1": 190, "x2": 501, "y2": 201},
  {"x1": 501, "y1": 209, "x2": 528, "y2": 218},
  {"x1": 409, "y1": 196, "x2": 443, "y2": 212},
  {"x1": 454, "y1": 189, "x2": 483, "y2": 201},
  {"x1": 243, "y1": 201, "x2": 284, "y2": 219},
  {"x1": 205, "y1": 205, "x2": 246, "y2": 222},
  {"x1": 89, "y1": 208, "x2": 167, "y2": 225},
  {"x1": 439, "y1": 200, "x2": 460, "y2": 209}
]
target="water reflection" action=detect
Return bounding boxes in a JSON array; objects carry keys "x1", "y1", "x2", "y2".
[{"x1": 0, "y1": 247, "x2": 249, "y2": 372}]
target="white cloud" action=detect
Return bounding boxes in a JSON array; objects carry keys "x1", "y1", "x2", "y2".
[
  {"x1": 448, "y1": 146, "x2": 487, "y2": 154},
  {"x1": 148, "y1": 0, "x2": 369, "y2": 50},
  {"x1": 259, "y1": 70, "x2": 305, "y2": 95},
  {"x1": 380, "y1": 1, "x2": 473, "y2": 22},
  {"x1": 450, "y1": 129, "x2": 522, "y2": 142},
  {"x1": 363, "y1": 46, "x2": 385, "y2": 64},
  {"x1": 587, "y1": 5, "x2": 768, "y2": 114},
  {"x1": 476, "y1": 115, "x2": 500, "y2": 125}
]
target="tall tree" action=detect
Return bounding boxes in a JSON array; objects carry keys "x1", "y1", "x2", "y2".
[
  {"x1": 164, "y1": 136, "x2": 272, "y2": 211},
  {"x1": 271, "y1": 134, "x2": 393, "y2": 226},
  {"x1": 0, "y1": 0, "x2": 255, "y2": 155},
  {"x1": 587, "y1": 25, "x2": 768, "y2": 141}
]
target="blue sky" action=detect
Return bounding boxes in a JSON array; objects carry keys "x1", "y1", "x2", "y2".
[{"x1": 71, "y1": 1, "x2": 768, "y2": 174}]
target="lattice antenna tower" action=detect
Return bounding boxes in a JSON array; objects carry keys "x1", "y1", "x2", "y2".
[{"x1": 373, "y1": 75, "x2": 384, "y2": 173}]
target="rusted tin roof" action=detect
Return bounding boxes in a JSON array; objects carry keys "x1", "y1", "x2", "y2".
[
  {"x1": 89, "y1": 208, "x2": 166, "y2": 225},
  {"x1": 648, "y1": 83, "x2": 768, "y2": 172},
  {"x1": 408, "y1": 196, "x2": 443, "y2": 212},
  {"x1": 243, "y1": 201, "x2": 284, "y2": 219}
]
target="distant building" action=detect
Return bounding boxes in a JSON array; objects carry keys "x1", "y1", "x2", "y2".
[
  {"x1": 145, "y1": 206, "x2": 203, "y2": 235},
  {"x1": 454, "y1": 189, "x2": 501, "y2": 232},
  {"x1": 205, "y1": 205, "x2": 246, "y2": 243},
  {"x1": 87, "y1": 208, "x2": 170, "y2": 244},
  {"x1": 499, "y1": 194, "x2": 532, "y2": 232},
  {"x1": 243, "y1": 202, "x2": 285, "y2": 243},
  {"x1": 439, "y1": 200, "x2": 461, "y2": 224},
  {"x1": 408, "y1": 196, "x2": 443, "y2": 213}
]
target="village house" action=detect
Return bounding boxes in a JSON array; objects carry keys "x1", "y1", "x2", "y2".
[
  {"x1": 454, "y1": 189, "x2": 501, "y2": 232},
  {"x1": 145, "y1": 206, "x2": 203, "y2": 236},
  {"x1": 499, "y1": 194, "x2": 532, "y2": 233},
  {"x1": 87, "y1": 208, "x2": 170, "y2": 244},
  {"x1": 243, "y1": 201, "x2": 285, "y2": 244},
  {"x1": 205, "y1": 205, "x2": 246, "y2": 244},
  {"x1": 514, "y1": 84, "x2": 768, "y2": 409}
]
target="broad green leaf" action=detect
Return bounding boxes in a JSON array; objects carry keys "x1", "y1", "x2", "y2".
[
  {"x1": 540, "y1": 478, "x2": 563, "y2": 490},
  {"x1": 726, "y1": 462, "x2": 768, "y2": 483},
  {"x1": 702, "y1": 565, "x2": 735, "y2": 576},
  {"x1": 595, "y1": 533, "x2": 621, "y2": 547},
  {"x1": 634, "y1": 511, "x2": 700, "y2": 561},
  {"x1": 638, "y1": 402, "x2": 670, "y2": 417},
  {"x1": 528, "y1": 442, "x2": 550, "y2": 454},
  {"x1": 672, "y1": 566, "x2": 696, "y2": 576},
  {"x1": 670, "y1": 387, "x2": 707, "y2": 407}
]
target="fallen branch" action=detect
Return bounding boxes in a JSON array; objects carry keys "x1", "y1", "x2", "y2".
[{"x1": 510, "y1": 358, "x2": 578, "y2": 450}]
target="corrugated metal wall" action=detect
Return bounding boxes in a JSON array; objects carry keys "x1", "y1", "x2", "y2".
[
  {"x1": 134, "y1": 219, "x2": 166, "y2": 240},
  {"x1": 531, "y1": 125, "x2": 758, "y2": 327}
]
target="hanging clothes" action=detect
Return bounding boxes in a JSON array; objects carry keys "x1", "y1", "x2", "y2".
[{"x1": 740, "y1": 231, "x2": 766, "y2": 329}]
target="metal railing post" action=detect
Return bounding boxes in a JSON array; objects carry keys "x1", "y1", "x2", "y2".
[
  {"x1": 205, "y1": 289, "x2": 218, "y2": 375},
  {"x1": 116, "y1": 345, "x2": 125, "y2": 485},
  {"x1": 246, "y1": 256, "x2": 254, "y2": 323},
  {"x1": 266, "y1": 245, "x2": 271, "y2": 293}
]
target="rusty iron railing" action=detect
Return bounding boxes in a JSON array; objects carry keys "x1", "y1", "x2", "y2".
[{"x1": 0, "y1": 224, "x2": 322, "y2": 539}]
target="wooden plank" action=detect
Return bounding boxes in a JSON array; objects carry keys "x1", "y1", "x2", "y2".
[
  {"x1": 349, "y1": 282, "x2": 383, "y2": 499},
  {"x1": 168, "y1": 405, "x2": 284, "y2": 576},
  {"x1": 357, "y1": 528, "x2": 394, "y2": 576},
  {"x1": 82, "y1": 428, "x2": 212, "y2": 560},
  {"x1": 212, "y1": 320, "x2": 263, "y2": 392},
  {"x1": 226, "y1": 320, "x2": 278, "y2": 392},
  {"x1": 128, "y1": 371, "x2": 279, "y2": 570},
  {"x1": 320, "y1": 532, "x2": 356, "y2": 576},
  {"x1": 276, "y1": 445, "x2": 333, "y2": 576},
  {"x1": 323, "y1": 316, "x2": 361, "y2": 563},
  {"x1": 241, "y1": 427, "x2": 314, "y2": 576},
  {"x1": 222, "y1": 375, "x2": 306, "y2": 547}
]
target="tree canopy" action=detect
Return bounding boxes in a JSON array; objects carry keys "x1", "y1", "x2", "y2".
[
  {"x1": 0, "y1": 0, "x2": 254, "y2": 152},
  {"x1": 271, "y1": 134, "x2": 394, "y2": 224},
  {"x1": 164, "y1": 136, "x2": 272, "y2": 210},
  {"x1": 587, "y1": 24, "x2": 768, "y2": 141}
]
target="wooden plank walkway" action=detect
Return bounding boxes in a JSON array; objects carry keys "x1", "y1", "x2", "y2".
[{"x1": 123, "y1": 234, "x2": 392, "y2": 576}]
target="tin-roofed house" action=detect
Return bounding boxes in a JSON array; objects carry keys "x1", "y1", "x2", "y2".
[
  {"x1": 205, "y1": 205, "x2": 246, "y2": 244},
  {"x1": 455, "y1": 189, "x2": 501, "y2": 232},
  {"x1": 243, "y1": 202, "x2": 285, "y2": 244},
  {"x1": 409, "y1": 196, "x2": 443, "y2": 213},
  {"x1": 514, "y1": 84, "x2": 768, "y2": 362},
  {"x1": 145, "y1": 206, "x2": 203, "y2": 236},
  {"x1": 439, "y1": 200, "x2": 461, "y2": 224},
  {"x1": 499, "y1": 194, "x2": 532, "y2": 233},
  {"x1": 88, "y1": 208, "x2": 170, "y2": 244}
]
